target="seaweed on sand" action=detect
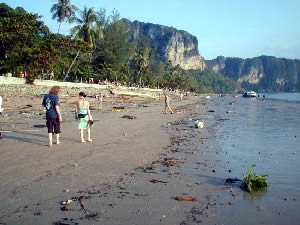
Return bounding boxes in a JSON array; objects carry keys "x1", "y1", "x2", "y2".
[{"x1": 241, "y1": 165, "x2": 268, "y2": 193}]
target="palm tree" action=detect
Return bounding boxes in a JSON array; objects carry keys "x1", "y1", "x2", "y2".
[
  {"x1": 70, "y1": 7, "x2": 103, "y2": 49},
  {"x1": 64, "y1": 7, "x2": 103, "y2": 80},
  {"x1": 51, "y1": 0, "x2": 78, "y2": 33}
]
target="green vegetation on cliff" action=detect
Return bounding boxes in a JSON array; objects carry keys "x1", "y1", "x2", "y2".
[{"x1": 190, "y1": 69, "x2": 238, "y2": 94}]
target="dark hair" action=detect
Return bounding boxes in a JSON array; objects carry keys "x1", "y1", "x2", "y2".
[
  {"x1": 79, "y1": 92, "x2": 86, "y2": 98},
  {"x1": 49, "y1": 86, "x2": 60, "y2": 95}
]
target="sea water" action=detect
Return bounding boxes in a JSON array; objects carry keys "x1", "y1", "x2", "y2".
[
  {"x1": 265, "y1": 92, "x2": 300, "y2": 102},
  {"x1": 211, "y1": 93, "x2": 300, "y2": 225}
]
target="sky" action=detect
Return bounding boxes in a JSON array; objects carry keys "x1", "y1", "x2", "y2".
[{"x1": 2, "y1": 0, "x2": 300, "y2": 60}]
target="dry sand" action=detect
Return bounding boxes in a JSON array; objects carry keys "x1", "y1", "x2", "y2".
[{"x1": 0, "y1": 92, "x2": 219, "y2": 225}]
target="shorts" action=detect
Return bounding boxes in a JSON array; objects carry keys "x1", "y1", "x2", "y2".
[{"x1": 46, "y1": 117, "x2": 61, "y2": 134}]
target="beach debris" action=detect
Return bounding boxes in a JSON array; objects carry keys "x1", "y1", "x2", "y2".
[
  {"x1": 194, "y1": 120, "x2": 204, "y2": 128},
  {"x1": 150, "y1": 179, "x2": 168, "y2": 184},
  {"x1": 182, "y1": 109, "x2": 194, "y2": 113},
  {"x1": 24, "y1": 104, "x2": 33, "y2": 107},
  {"x1": 218, "y1": 118, "x2": 230, "y2": 121},
  {"x1": 74, "y1": 195, "x2": 92, "y2": 210},
  {"x1": 34, "y1": 211, "x2": 42, "y2": 216},
  {"x1": 64, "y1": 189, "x2": 70, "y2": 193},
  {"x1": 232, "y1": 193, "x2": 238, "y2": 197},
  {"x1": 206, "y1": 96, "x2": 211, "y2": 99},
  {"x1": 161, "y1": 157, "x2": 181, "y2": 167},
  {"x1": 225, "y1": 178, "x2": 241, "y2": 183},
  {"x1": 142, "y1": 165, "x2": 157, "y2": 173},
  {"x1": 121, "y1": 115, "x2": 136, "y2": 120},
  {"x1": 61, "y1": 200, "x2": 73, "y2": 205},
  {"x1": 0, "y1": 132, "x2": 2, "y2": 140},
  {"x1": 175, "y1": 109, "x2": 194, "y2": 114},
  {"x1": 33, "y1": 124, "x2": 46, "y2": 128},
  {"x1": 135, "y1": 193, "x2": 148, "y2": 197},
  {"x1": 226, "y1": 110, "x2": 236, "y2": 114},
  {"x1": 113, "y1": 106, "x2": 125, "y2": 109},
  {"x1": 175, "y1": 196, "x2": 197, "y2": 201},
  {"x1": 112, "y1": 109, "x2": 127, "y2": 112},
  {"x1": 60, "y1": 206, "x2": 71, "y2": 211},
  {"x1": 208, "y1": 110, "x2": 215, "y2": 112},
  {"x1": 53, "y1": 221, "x2": 78, "y2": 225},
  {"x1": 241, "y1": 165, "x2": 268, "y2": 193}
]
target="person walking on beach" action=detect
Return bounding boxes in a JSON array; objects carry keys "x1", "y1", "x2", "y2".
[
  {"x1": 97, "y1": 92, "x2": 103, "y2": 110},
  {"x1": 0, "y1": 93, "x2": 3, "y2": 115},
  {"x1": 75, "y1": 92, "x2": 93, "y2": 143},
  {"x1": 42, "y1": 86, "x2": 62, "y2": 147},
  {"x1": 164, "y1": 92, "x2": 174, "y2": 114},
  {"x1": 180, "y1": 92, "x2": 184, "y2": 101}
]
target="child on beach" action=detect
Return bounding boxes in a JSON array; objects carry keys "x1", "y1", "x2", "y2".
[
  {"x1": 164, "y1": 92, "x2": 174, "y2": 114},
  {"x1": 75, "y1": 92, "x2": 93, "y2": 143},
  {"x1": 42, "y1": 86, "x2": 62, "y2": 147}
]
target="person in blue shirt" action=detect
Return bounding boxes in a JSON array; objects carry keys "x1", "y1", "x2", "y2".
[{"x1": 42, "y1": 86, "x2": 62, "y2": 147}]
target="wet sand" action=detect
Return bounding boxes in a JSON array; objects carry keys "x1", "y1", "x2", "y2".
[{"x1": 0, "y1": 93, "x2": 217, "y2": 225}]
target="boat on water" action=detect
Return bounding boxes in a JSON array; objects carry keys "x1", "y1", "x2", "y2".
[{"x1": 242, "y1": 91, "x2": 257, "y2": 98}]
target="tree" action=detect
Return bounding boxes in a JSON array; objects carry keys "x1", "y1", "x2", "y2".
[
  {"x1": 0, "y1": 3, "x2": 90, "y2": 81},
  {"x1": 64, "y1": 7, "x2": 103, "y2": 80},
  {"x1": 70, "y1": 7, "x2": 103, "y2": 49},
  {"x1": 93, "y1": 10, "x2": 132, "y2": 82},
  {"x1": 0, "y1": 4, "x2": 48, "y2": 78},
  {"x1": 130, "y1": 39, "x2": 152, "y2": 86},
  {"x1": 50, "y1": 0, "x2": 78, "y2": 33}
]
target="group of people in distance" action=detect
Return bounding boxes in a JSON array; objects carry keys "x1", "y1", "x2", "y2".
[
  {"x1": 42, "y1": 86, "x2": 178, "y2": 147},
  {"x1": 42, "y1": 86, "x2": 93, "y2": 147}
]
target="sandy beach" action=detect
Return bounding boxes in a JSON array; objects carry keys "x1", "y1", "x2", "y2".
[
  {"x1": 2, "y1": 91, "x2": 299, "y2": 225},
  {"x1": 0, "y1": 91, "x2": 217, "y2": 225}
]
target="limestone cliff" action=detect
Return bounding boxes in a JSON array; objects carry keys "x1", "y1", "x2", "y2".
[
  {"x1": 128, "y1": 20, "x2": 206, "y2": 70},
  {"x1": 206, "y1": 56, "x2": 300, "y2": 91}
]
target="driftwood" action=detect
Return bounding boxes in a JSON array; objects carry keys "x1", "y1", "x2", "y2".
[{"x1": 175, "y1": 196, "x2": 197, "y2": 201}]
